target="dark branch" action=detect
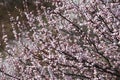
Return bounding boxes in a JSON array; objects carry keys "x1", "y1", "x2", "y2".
[
  {"x1": 0, "y1": 69, "x2": 20, "y2": 80},
  {"x1": 64, "y1": 72, "x2": 90, "y2": 79},
  {"x1": 58, "y1": 50, "x2": 79, "y2": 62}
]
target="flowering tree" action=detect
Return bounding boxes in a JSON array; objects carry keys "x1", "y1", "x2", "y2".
[{"x1": 0, "y1": 0, "x2": 120, "y2": 80}]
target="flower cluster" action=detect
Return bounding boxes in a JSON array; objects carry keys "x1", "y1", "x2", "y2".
[{"x1": 0, "y1": 0, "x2": 120, "y2": 80}]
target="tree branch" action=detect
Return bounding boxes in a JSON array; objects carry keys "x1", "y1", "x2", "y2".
[
  {"x1": 58, "y1": 50, "x2": 79, "y2": 62},
  {"x1": 87, "y1": 36, "x2": 112, "y2": 67},
  {"x1": 64, "y1": 72, "x2": 90, "y2": 79},
  {"x1": 0, "y1": 69, "x2": 20, "y2": 80}
]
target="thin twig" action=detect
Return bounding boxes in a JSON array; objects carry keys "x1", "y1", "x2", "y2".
[{"x1": 0, "y1": 69, "x2": 20, "y2": 80}]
